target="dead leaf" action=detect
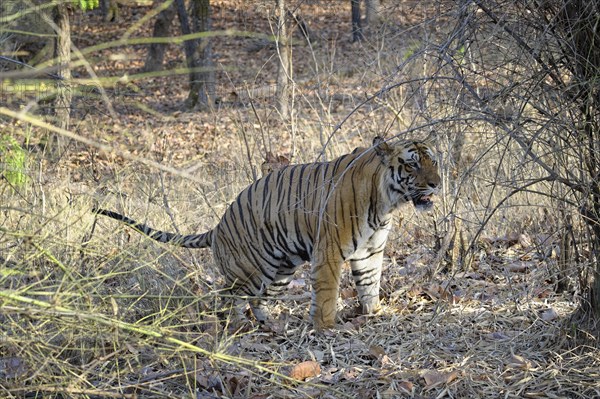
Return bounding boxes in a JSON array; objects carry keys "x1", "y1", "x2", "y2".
[
  {"x1": 341, "y1": 367, "x2": 361, "y2": 381},
  {"x1": 289, "y1": 361, "x2": 321, "y2": 381},
  {"x1": 200, "y1": 314, "x2": 221, "y2": 335},
  {"x1": 194, "y1": 372, "x2": 223, "y2": 391},
  {"x1": 540, "y1": 308, "x2": 559, "y2": 322},
  {"x1": 518, "y1": 233, "x2": 533, "y2": 248},
  {"x1": 368, "y1": 345, "x2": 386, "y2": 359},
  {"x1": 398, "y1": 380, "x2": 414, "y2": 394},
  {"x1": 407, "y1": 284, "x2": 424, "y2": 298},
  {"x1": 535, "y1": 288, "x2": 553, "y2": 299},
  {"x1": 424, "y1": 283, "x2": 444, "y2": 299},
  {"x1": 125, "y1": 342, "x2": 138, "y2": 354},
  {"x1": 461, "y1": 271, "x2": 484, "y2": 280},
  {"x1": 341, "y1": 321, "x2": 357, "y2": 331},
  {"x1": 226, "y1": 372, "x2": 249, "y2": 397},
  {"x1": 340, "y1": 287, "x2": 356, "y2": 299},
  {"x1": 421, "y1": 369, "x2": 460, "y2": 390},
  {"x1": 505, "y1": 262, "x2": 532, "y2": 273},
  {"x1": 379, "y1": 355, "x2": 393, "y2": 368},
  {"x1": 507, "y1": 352, "x2": 532, "y2": 370},
  {"x1": 366, "y1": 344, "x2": 394, "y2": 367},
  {"x1": 259, "y1": 318, "x2": 286, "y2": 334},
  {"x1": 351, "y1": 315, "x2": 369, "y2": 329},
  {"x1": 319, "y1": 367, "x2": 340, "y2": 384}
]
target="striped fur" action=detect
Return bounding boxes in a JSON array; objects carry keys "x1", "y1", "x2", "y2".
[{"x1": 94, "y1": 137, "x2": 441, "y2": 330}]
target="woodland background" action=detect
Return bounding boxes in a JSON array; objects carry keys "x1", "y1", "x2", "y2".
[{"x1": 1, "y1": 0, "x2": 600, "y2": 397}]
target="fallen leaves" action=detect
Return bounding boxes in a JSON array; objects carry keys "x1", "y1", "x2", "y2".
[
  {"x1": 368, "y1": 345, "x2": 394, "y2": 368},
  {"x1": 288, "y1": 361, "x2": 321, "y2": 381},
  {"x1": 506, "y1": 352, "x2": 533, "y2": 370},
  {"x1": 504, "y1": 261, "x2": 533, "y2": 273},
  {"x1": 397, "y1": 380, "x2": 414, "y2": 394},
  {"x1": 540, "y1": 308, "x2": 559, "y2": 322},
  {"x1": 368, "y1": 344, "x2": 386, "y2": 359},
  {"x1": 407, "y1": 282, "x2": 461, "y2": 304},
  {"x1": 421, "y1": 369, "x2": 461, "y2": 390}
]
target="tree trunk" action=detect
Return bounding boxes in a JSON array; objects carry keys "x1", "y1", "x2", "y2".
[
  {"x1": 365, "y1": 0, "x2": 381, "y2": 27},
  {"x1": 190, "y1": 0, "x2": 214, "y2": 110},
  {"x1": 351, "y1": 0, "x2": 363, "y2": 42},
  {"x1": 275, "y1": 0, "x2": 292, "y2": 118},
  {"x1": 580, "y1": 110, "x2": 600, "y2": 321},
  {"x1": 176, "y1": 0, "x2": 214, "y2": 110},
  {"x1": 287, "y1": 10, "x2": 315, "y2": 44},
  {"x1": 588, "y1": 231, "x2": 600, "y2": 319},
  {"x1": 175, "y1": 0, "x2": 198, "y2": 108},
  {"x1": 101, "y1": 0, "x2": 119, "y2": 22},
  {"x1": 144, "y1": 0, "x2": 176, "y2": 72},
  {"x1": 51, "y1": 0, "x2": 71, "y2": 156},
  {"x1": 572, "y1": 0, "x2": 600, "y2": 322}
]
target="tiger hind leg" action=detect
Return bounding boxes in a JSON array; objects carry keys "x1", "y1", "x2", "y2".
[{"x1": 249, "y1": 267, "x2": 296, "y2": 323}]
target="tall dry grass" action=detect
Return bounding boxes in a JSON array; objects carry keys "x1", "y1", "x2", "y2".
[{"x1": 2, "y1": 0, "x2": 600, "y2": 397}]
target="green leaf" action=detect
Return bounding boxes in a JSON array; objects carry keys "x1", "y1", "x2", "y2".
[
  {"x1": 0, "y1": 135, "x2": 28, "y2": 188},
  {"x1": 75, "y1": 0, "x2": 100, "y2": 11}
]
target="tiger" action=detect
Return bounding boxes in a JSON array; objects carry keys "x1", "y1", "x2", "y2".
[{"x1": 94, "y1": 136, "x2": 441, "y2": 330}]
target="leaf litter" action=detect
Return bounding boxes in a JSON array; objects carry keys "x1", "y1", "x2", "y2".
[
  {"x1": 1, "y1": 1, "x2": 599, "y2": 398},
  {"x1": 160, "y1": 231, "x2": 600, "y2": 398}
]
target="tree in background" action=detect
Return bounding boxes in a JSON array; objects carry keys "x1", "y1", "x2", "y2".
[
  {"x1": 350, "y1": 0, "x2": 363, "y2": 42},
  {"x1": 365, "y1": 0, "x2": 380, "y2": 27},
  {"x1": 49, "y1": 0, "x2": 99, "y2": 155},
  {"x1": 100, "y1": 0, "x2": 119, "y2": 22},
  {"x1": 275, "y1": 0, "x2": 292, "y2": 119},
  {"x1": 143, "y1": 0, "x2": 176, "y2": 72},
  {"x1": 350, "y1": 0, "x2": 382, "y2": 42},
  {"x1": 189, "y1": 0, "x2": 214, "y2": 110},
  {"x1": 174, "y1": 0, "x2": 214, "y2": 110},
  {"x1": 52, "y1": 0, "x2": 71, "y2": 139}
]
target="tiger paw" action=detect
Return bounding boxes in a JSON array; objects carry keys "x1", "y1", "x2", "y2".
[
  {"x1": 312, "y1": 317, "x2": 336, "y2": 332},
  {"x1": 361, "y1": 301, "x2": 382, "y2": 315}
]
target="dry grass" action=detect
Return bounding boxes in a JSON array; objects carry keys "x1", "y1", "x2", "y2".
[
  {"x1": 2, "y1": 0, "x2": 600, "y2": 397},
  {"x1": 2, "y1": 179, "x2": 599, "y2": 397},
  {"x1": 2, "y1": 144, "x2": 599, "y2": 397}
]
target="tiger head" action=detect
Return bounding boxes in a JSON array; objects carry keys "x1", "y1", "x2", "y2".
[{"x1": 374, "y1": 136, "x2": 441, "y2": 211}]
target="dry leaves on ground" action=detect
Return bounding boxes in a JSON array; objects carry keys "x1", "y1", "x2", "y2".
[
  {"x1": 289, "y1": 360, "x2": 321, "y2": 382},
  {"x1": 421, "y1": 369, "x2": 461, "y2": 390}
]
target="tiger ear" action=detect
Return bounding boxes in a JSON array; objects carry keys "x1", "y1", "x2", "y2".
[{"x1": 373, "y1": 136, "x2": 393, "y2": 159}]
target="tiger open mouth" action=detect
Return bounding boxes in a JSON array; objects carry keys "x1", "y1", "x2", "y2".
[{"x1": 413, "y1": 195, "x2": 434, "y2": 210}]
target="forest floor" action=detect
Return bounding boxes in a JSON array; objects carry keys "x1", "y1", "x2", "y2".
[{"x1": 1, "y1": 0, "x2": 600, "y2": 398}]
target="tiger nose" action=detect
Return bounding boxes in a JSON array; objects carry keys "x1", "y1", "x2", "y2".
[{"x1": 428, "y1": 172, "x2": 441, "y2": 191}]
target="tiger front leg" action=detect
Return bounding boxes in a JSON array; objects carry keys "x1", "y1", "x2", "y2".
[
  {"x1": 310, "y1": 256, "x2": 344, "y2": 330},
  {"x1": 350, "y1": 251, "x2": 384, "y2": 315}
]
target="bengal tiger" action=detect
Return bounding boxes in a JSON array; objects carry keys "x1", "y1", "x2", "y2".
[{"x1": 94, "y1": 137, "x2": 441, "y2": 330}]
